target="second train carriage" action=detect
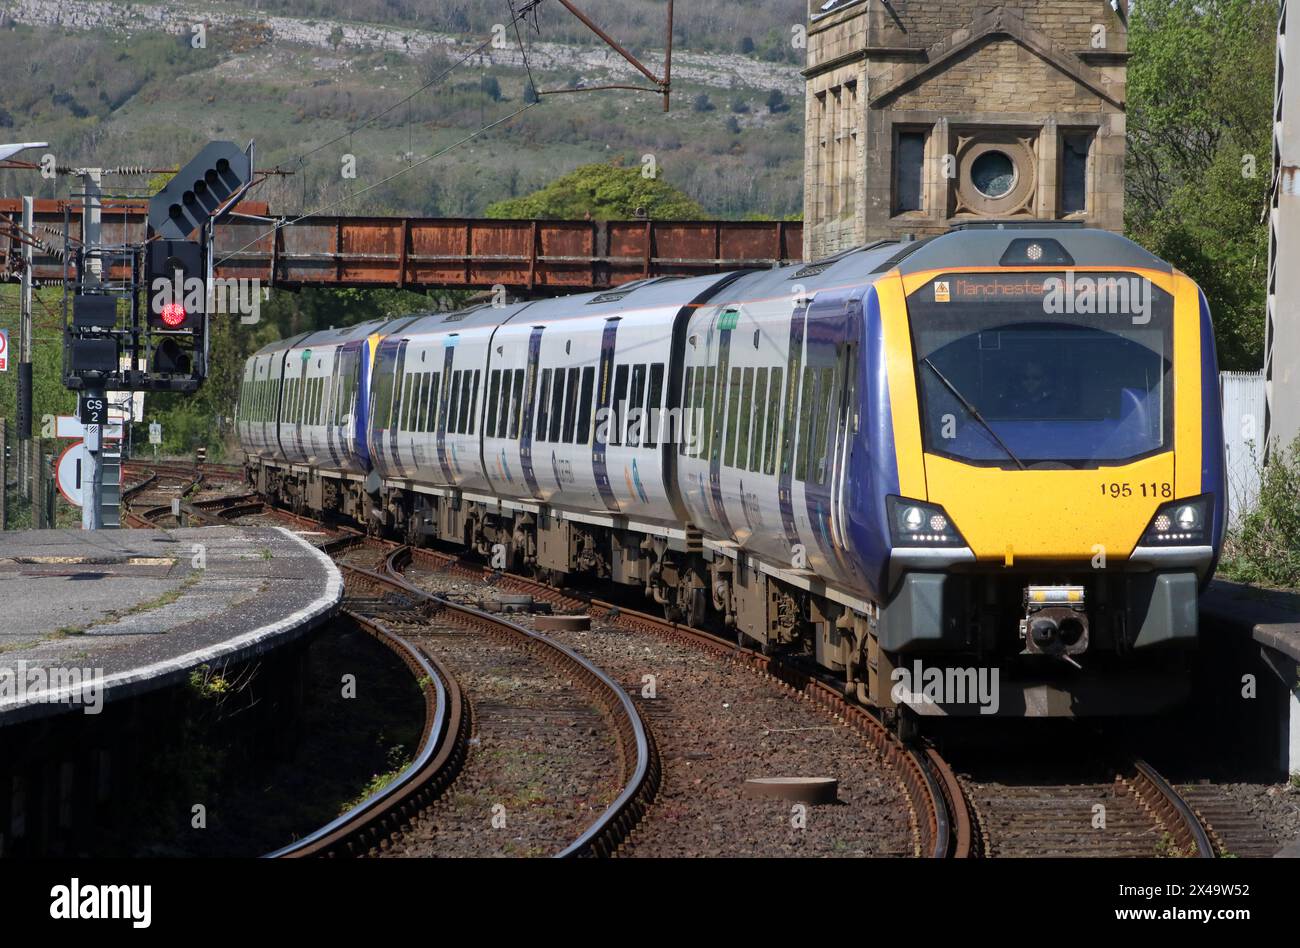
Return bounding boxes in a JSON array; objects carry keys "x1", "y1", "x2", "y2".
[{"x1": 239, "y1": 223, "x2": 1226, "y2": 718}]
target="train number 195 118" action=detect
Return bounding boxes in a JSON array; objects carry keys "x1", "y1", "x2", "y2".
[{"x1": 1099, "y1": 481, "x2": 1172, "y2": 499}]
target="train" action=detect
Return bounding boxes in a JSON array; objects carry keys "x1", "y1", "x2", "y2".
[{"x1": 237, "y1": 222, "x2": 1226, "y2": 721}]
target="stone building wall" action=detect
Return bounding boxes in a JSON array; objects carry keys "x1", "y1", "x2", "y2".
[{"x1": 803, "y1": 0, "x2": 1129, "y2": 259}]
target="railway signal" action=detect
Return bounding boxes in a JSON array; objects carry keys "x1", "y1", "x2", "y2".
[
  {"x1": 147, "y1": 141, "x2": 253, "y2": 240},
  {"x1": 146, "y1": 239, "x2": 204, "y2": 331}
]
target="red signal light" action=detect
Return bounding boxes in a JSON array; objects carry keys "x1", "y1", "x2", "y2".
[{"x1": 159, "y1": 302, "x2": 186, "y2": 328}]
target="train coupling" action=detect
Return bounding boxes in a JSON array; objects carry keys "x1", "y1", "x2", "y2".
[{"x1": 1019, "y1": 585, "x2": 1089, "y2": 657}]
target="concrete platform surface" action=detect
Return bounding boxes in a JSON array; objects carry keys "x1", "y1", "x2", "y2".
[
  {"x1": 0, "y1": 526, "x2": 342, "y2": 723},
  {"x1": 1202, "y1": 579, "x2": 1300, "y2": 662}
]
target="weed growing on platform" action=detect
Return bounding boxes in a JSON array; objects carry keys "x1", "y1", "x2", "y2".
[{"x1": 1220, "y1": 435, "x2": 1300, "y2": 589}]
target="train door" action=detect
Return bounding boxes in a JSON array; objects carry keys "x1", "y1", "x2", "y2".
[{"x1": 800, "y1": 294, "x2": 858, "y2": 578}]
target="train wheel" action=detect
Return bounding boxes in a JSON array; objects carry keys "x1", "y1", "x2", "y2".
[{"x1": 686, "y1": 587, "x2": 708, "y2": 629}]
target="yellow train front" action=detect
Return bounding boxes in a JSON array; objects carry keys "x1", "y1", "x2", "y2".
[{"x1": 859, "y1": 224, "x2": 1226, "y2": 717}]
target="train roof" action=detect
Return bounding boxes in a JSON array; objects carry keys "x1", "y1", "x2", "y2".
[
  {"x1": 890, "y1": 223, "x2": 1172, "y2": 274},
  {"x1": 250, "y1": 316, "x2": 415, "y2": 357}
]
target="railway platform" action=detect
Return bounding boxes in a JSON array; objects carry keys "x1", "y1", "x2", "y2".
[
  {"x1": 1201, "y1": 579, "x2": 1300, "y2": 775},
  {"x1": 0, "y1": 525, "x2": 342, "y2": 725}
]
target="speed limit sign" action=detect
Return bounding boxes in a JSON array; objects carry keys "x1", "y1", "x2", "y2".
[{"x1": 0, "y1": 328, "x2": 8, "y2": 372}]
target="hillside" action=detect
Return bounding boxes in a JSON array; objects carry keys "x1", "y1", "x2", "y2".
[{"x1": 0, "y1": 0, "x2": 807, "y2": 219}]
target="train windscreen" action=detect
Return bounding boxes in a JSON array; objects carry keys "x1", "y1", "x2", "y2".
[{"x1": 906, "y1": 271, "x2": 1175, "y2": 469}]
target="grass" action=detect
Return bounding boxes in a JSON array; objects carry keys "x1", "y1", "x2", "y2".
[{"x1": 340, "y1": 743, "x2": 413, "y2": 813}]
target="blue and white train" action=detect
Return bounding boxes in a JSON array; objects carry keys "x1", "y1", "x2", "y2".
[{"x1": 238, "y1": 223, "x2": 1226, "y2": 718}]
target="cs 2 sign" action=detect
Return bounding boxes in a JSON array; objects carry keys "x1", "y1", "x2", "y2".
[{"x1": 79, "y1": 395, "x2": 106, "y2": 426}]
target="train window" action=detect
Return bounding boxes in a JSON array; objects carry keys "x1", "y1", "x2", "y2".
[
  {"x1": 645, "y1": 363, "x2": 665, "y2": 448},
  {"x1": 418, "y1": 374, "x2": 428, "y2": 431},
  {"x1": 766, "y1": 368, "x2": 783, "y2": 475},
  {"x1": 399, "y1": 375, "x2": 412, "y2": 431},
  {"x1": 562, "y1": 367, "x2": 580, "y2": 443},
  {"x1": 497, "y1": 371, "x2": 511, "y2": 439},
  {"x1": 710, "y1": 364, "x2": 727, "y2": 465},
  {"x1": 548, "y1": 368, "x2": 566, "y2": 443},
  {"x1": 724, "y1": 367, "x2": 742, "y2": 467},
  {"x1": 427, "y1": 372, "x2": 440, "y2": 432},
  {"x1": 609, "y1": 365, "x2": 630, "y2": 446},
  {"x1": 486, "y1": 370, "x2": 502, "y2": 438},
  {"x1": 628, "y1": 364, "x2": 647, "y2": 447},
  {"x1": 737, "y1": 367, "x2": 754, "y2": 470},
  {"x1": 679, "y1": 367, "x2": 695, "y2": 455},
  {"x1": 448, "y1": 371, "x2": 462, "y2": 435},
  {"x1": 750, "y1": 367, "x2": 768, "y2": 472},
  {"x1": 795, "y1": 367, "x2": 817, "y2": 481},
  {"x1": 702, "y1": 364, "x2": 722, "y2": 460},
  {"x1": 812, "y1": 367, "x2": 835, "y2": 485},
  {"x1": 467, "y1": 371, "x2": 480, "y2": 435},
  {"x1": 692, "y1": 365, "x2": 706, "y2": 457},
  {"x1": 780, "y1": 354, "x2": 800, "y2": 477},
  {"x1": 576, "y1": 366, "x2": 596, "y2": 444},
  {"x1": 510, "y1": 369, "x2": 525, "y2": 438},
  {"x1": 461, "y1": 371, "x2": 476, "y2": 435},
  {"x1": 536, "y1": 369, "x2": 553, "y2": 443}
]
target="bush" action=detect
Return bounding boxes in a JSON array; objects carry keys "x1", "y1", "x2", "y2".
[
  {"x1": 692, "y1": 93, "x2": 715, "y2": 113},
  {"x1": 1219, "y1": 436, "x2": 1300, "y2": 588}
]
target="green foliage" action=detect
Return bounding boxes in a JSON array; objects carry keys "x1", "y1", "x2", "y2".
[
  {"x1": 484, "y1": 162, "x2": 705, "y2": 220},
  {"x1": 0, "y1": 286, "x2": 79, "y2": 431},
  {"x1": 1219, "y1": 436, "x2": 1300, "y2": 588},
  {"x1": 1125, "y1": 0, "x2": 1277, "y2": 370}
]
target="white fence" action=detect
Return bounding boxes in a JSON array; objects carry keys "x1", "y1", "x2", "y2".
[{"x1": 1220, "y1": 370, "x2": 1266, "y2": 525}]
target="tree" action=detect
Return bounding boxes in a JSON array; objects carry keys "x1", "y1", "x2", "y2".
[
  {"x1": 484, "y1": 163, "x2": 705, "y2": 221},
  {"x1": 692, "y1": 93, "x2": 714, "y2": 113},
  {"x1": 523, "y1": 83, "x2": 540, "y2": 105},
  {"x1": 766, "y1": 89, "x2": 788, "y2": 113},
  {"x1": 481, "y1": 75, "x2": 502, "y2": 102},
  {"x1": 1125, "y1": 0, "x2": 1277, "y2": 371},
  {"x1": 738, "y1": 36, "x2": 755, "y2": 55},
  {"x1": 328, "y1": 25, "x2": 344, "y2": 51}
]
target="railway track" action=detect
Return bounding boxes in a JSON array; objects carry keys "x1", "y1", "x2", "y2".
[
  {"x1": 398, "y1": 544, "x2": 967, "y2": 858},
  {"x1": 121, "y1": 472, "x2": 1225, "y2": 859},
  {"x1": 947, "y1": 738, "x2": 1215, "y2": 858},
  {"x1": 273, "y1": 536, "x2": 659, "y2": 858}
]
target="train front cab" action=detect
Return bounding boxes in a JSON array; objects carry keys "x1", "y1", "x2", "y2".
[{"x1": 865, "y1": 237, "x2": 1226, "y2": 716}]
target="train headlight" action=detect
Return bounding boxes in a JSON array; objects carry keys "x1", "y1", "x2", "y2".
[
  {"x1": 1140, "y1": 495, "x2": 1211, "y2": 545},
  {"x1": 888, "y1": 496, "x2": 966, "y2": 547}
]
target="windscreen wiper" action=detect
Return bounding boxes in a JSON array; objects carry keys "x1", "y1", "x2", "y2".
[{"x1": 922, "y1": 358, "x2": 1027, "y2": 470}]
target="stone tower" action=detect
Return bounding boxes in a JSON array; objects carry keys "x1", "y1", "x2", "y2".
[{"x1": 802, "y1": 1, "x2": 1129, "y2": 259}]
